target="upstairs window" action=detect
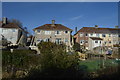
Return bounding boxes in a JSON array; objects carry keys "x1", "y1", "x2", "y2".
[
  {"x1": 90, "y1": 33, "x2": 93, "y2": 36},
  {"x1": 12, "y1": 29, "x2": 15, "y2": 32},
  {"x1": 95, "y1": 41, "x2": 98, "y2": 43},
  {"x1": 85, "y1": 33, "x2": 88, "y2": 37},
  {"x1": 96, "y1": 34, "x2": 100, "y2": 37},
  {"x1": 104, "y1": 41, "x2": 107, "y2": 44},
  {"x1": 45, "y1": 31, "x2": 51, "y2": 35},
  {"x1": 37, "y1": 30, "x2": 40, "y2": 33},
  {"x1": 109, "y1": 34, "x2": 111, "y2": 37},
  {"x1": 119, "y1": 35, "x2": 120, "y2": 37},
  {"x1": 102, "y1": 34, "x2": 106, "y2": 37},
  {"x1": 80, "y1": 33, "x2": 83, "y2": 37},
  {"x1": 65, "y1": 31, "x2": 68, "y2": 34},
  {"x1": 55, "y1": 31, "x2": 61, "y2": 35}
]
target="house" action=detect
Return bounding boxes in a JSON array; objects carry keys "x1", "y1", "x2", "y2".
[
  {"x1": 74, "y1": 25, "x2": 120, "y2": 50},
  {"x1": 33, "y1": 20, "x2": 73, "y2": 50},
  {"x1": 89, "y1": 37, "x2": 103, "y2": 50},
  {"x1": 0, "y1": 17, "x2": 28, "y2": 46}
]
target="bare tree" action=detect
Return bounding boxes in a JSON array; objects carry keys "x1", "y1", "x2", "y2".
[{"x1": 8, "y1": 19, "x2": 23, "y2": 28}]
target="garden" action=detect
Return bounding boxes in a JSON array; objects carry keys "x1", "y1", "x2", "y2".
[{"x1": 2, "y1": 42, "x2": 120, "y2": 80}]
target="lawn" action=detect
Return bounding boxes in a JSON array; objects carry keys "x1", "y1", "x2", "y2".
[{"x1": 79, "y1": 59, "x2": 119, "y2": 72}]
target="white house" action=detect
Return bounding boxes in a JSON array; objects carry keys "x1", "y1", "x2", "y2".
[
  {"x1": 0, "y1": 17, "x2": 28, "y2": 46},
  {"x1": 88, "y1": 37, "x2": 103, "y2": 50}
]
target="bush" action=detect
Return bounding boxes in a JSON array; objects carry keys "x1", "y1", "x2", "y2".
[
  {"x1": 73, "y1": 42, "x2": 80, "y2": 52},
  {"x1": 37, "y1": 42, "x2": 79, "y2": 71},
  {"x1": 2, "y1": 49, "x2": 40, "y2": 78}
]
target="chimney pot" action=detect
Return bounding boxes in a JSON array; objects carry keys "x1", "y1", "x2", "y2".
[
  {"x1": 95, "y1": 25, "x2": 98, "y2": 28},
  {"x1": 115, "y1": 26, "x2": 119, "y2": 28},
  {"x1": 52, "y1": 20, "x2": 55, "y2": 25}
]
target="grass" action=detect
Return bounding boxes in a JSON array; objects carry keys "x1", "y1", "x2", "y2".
[{"x1": 79, "y1": 59, "x2": 118, "y2": 72}]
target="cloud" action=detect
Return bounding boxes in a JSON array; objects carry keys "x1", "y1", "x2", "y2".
[{"x1": 70, "y1": 15, "x2": 83, "y2": 20}]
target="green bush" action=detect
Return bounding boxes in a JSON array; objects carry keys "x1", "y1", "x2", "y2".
[
  {"x1": 73, "y1": 42, "x2": 80, "y2": 51},
  {"x1": 37, "y1": 42, "x2": 79, "y2": 71},
  {"x1": 2, "y1": 49, "x2": 40, "y2": 78}
]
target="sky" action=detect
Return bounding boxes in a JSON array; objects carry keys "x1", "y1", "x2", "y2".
[{"x1": 2, "y1": 2, "x2": 118, "y2": 35}]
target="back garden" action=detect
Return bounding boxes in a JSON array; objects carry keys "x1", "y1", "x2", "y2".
[{"x1": 2, "y1": 42, "x2": 120, "y2": 80}]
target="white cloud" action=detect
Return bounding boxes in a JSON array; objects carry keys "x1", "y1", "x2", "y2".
[{"x1": 70, "y1": 15, "x2": 83, "y2": 20}]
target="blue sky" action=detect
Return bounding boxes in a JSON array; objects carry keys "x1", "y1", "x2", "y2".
[{"x1": 2, "y1": 2, "x2": 118, "y2": 35}]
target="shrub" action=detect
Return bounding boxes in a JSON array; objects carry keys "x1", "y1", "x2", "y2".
[
  {"x1": 37, "y1": 42, "x2": 79, "y2": 71},
  {"x1": 2, "y1": 49, "x2": 40, "y2": 78},
  {"x1": 73, "y1": 42, "x2": 80, "y2": 51}
]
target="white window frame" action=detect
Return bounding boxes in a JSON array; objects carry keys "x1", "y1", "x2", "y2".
[
  {"x1": 65, "y1": 38, "x2": 68, "y2": 42},
  {"x1": 12, "y1": 29, "x2": 15, "y2": 32},
  {"x1": 64, "y1": 31, "x2": 68, "y2": 34},
  {"x1": 80, "y1": 33, "x2": 83, "y2": 37},
  {"x1": 96, "y1": 34, "x2": 100, "y2": 37},
  {"x1": 55, "y1": 31, "x2": 61, "y2": 35},
  {"x1": 102, "y1": 34, "x2": 106, "y2": 37},
  {"x1": 37, "y1": 30, "x2": 40, "y2": 33},
  {"x1": 45, "y1": 31, "x2": 51, "y2": 35},
  {"x1": 95, "y1": 40, "x2": 98, "y2": 43}
]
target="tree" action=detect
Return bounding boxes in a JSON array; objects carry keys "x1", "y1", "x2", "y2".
[
  {"x1": 8, "y1": 19, "x2": 23, "y2": 28},
  {"x1": 37, "y1": 42, "x2": 79, "y2": 71},
  {"x1": 73, "y1": 42, "x2": 80, "y2": 52}
]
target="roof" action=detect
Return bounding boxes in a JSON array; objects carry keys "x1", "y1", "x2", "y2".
[
  {"x1": 1, "y1": 22, "x2": 28, "y2": 33},
  {"x1": 33, "y1": 24, "x2": 73, "y2": 31},
  {"x1": 76, "y1": 27, "x2": 120, "y2": 34},
  {"x1": 1, "y1": 23, "x2": 20, "y2": 28},
  {"x1": 90, "y1": 37, "x2": 103, "y2": 40}
]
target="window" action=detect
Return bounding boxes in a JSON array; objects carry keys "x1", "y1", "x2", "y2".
[
  {"x1": 37, "y1": 30, "x2": 40, "y2": 33},
  {"x1": 80, "y1": 40, "x2": 84, "y2": 44},
  {"x1": 44, "y1": 38, "x2": 50, "y2": 42},
  {"x1": 109, "y1": 34, "x2": 111, "y2": 37},
  {"x1": 80, "y1": 33, "x2": 83, "y2": 37},
  {"x1": 65, "y1": 38, "x2": 68, "y2": 42},
  {"x1": 96, "y1": 34, "x2": 100, "y2": 37},
  {"x1": 109, "y1": 41, "x2": 111, "y2": 44},
  {"x1": 45, "y1": 31, "x2": 51, "y2": 35},
  {"x1": 95, "y1": 41, "x2": 98, "y2": 43},
  {"x1": 113, "y1": 34, "x2": 116, "y2": 37},
  {"x1": 102, "y1": 34, "x2": 106, "y2": 37},
  {"x1": 55, "y1": 31, "x2": 61, "y2": 35},
  {"x1": 12, "y1": 29, "x2": 15, "y2": 32},
  {"x1": 90, "y1": 33, "x2": 93, "y2": 36},
  {"x1": 85, "y1": 33, "x2": 88, "y2": 37},
  {"x1": 65, "y1": 31, "x2": 68, "y2": 34},
  {"x1": 55, "y1": 38, "x2": 62, "y2": 44},
  {"x1": 104, "y1": 41, "x2": 107, "y2": 44},
  {"x1": 85, "y1": 40, "x2": 88, "y2": 43},
  {"x1": 37, "y1": 39, "x2": 42, "y2": 42},
  {"x1": 2, "y1": 29, "x2": 7, "y2": 33},
  {"x1": 119, "y1": 35, "x2": 120, "y2": 37}
]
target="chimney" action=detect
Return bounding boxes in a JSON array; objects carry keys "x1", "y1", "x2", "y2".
[
  {"x1": 95, "y1": 25, "x2": 98, "y2": 28},
  {"x1": 75, "y1": 27, "x2": 77, "y2": 33},
  {"x1": 2, "y1": 17, "x2": 7, "y2": 24},
  {"x1": 115, "y1": 26, "x2": 119, "y2": 29},
  {"x1": 52, "y1": 20, "x2": 55, "y2": 26}
]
